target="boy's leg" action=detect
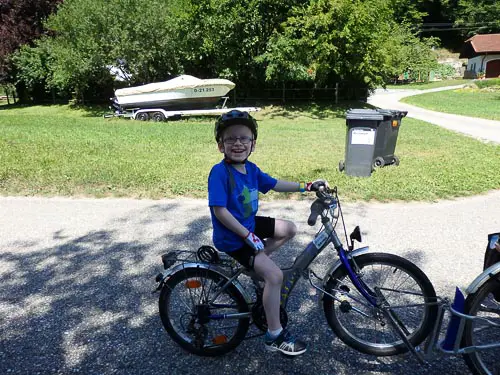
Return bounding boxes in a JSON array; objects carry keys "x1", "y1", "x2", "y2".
[
  {"x1": 263, "y1": 219, "x2": 297, "y2": 256},
  {"x1": 253, "y1": 251, "x2": 283, "y2": 331}
]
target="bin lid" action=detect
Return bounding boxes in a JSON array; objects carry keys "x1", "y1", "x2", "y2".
[
  {"x1": 376, "y1": 109, "x2": 408, "y2": 118},
  {"x1": 346, "y1": 109, "x2": 384, "y2": 121},
  {"x1": 346, "y1": 108, "x2": 407, "y2": 120}
]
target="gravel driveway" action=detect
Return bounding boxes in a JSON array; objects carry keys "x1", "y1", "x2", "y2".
[{"x1": 2, "y1": 192, "x2": 500, "y2": 375}]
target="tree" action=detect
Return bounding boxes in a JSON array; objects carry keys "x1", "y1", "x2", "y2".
[
  {"x1": 260, "y1": 0, "x2": 438, "y2": 93},
  {"x1": 178, "y1": 0, "x2": 308, "y2": 86},
  {"x1": 10, "y1": 0, "x2": 444, "y2": 103},
  {"x1": 0, "y1": 0, "x2": 61, "y2": 99},
  {"x1": 454, "y1": 0, "x2": 500, "y2": 36},
  {"x1": 13, "y1": 0, "x2": 186, "y2": 102}
]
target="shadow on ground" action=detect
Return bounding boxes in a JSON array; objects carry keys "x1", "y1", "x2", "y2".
[{"x1": 0, "y1": 204, "x2": 469, "y2": 375}]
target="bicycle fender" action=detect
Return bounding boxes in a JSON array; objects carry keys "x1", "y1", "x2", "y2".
[
  {"x1": 157, "y1": 262, "x2": 252, "y2": 304},
  {"x1": 317, "y1": 246, "x2": 371, "y2": 305},
  {"x1": 465, "y1": 262, "x2": 500, "y2": 296}
]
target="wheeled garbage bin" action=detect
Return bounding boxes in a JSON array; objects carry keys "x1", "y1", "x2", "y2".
[
  {"x1": 372, "y1": 109, "x2": 407, "y2": 168},
  {"x1": 339, "y1": 109, "x2": 407, "y2": 177}
]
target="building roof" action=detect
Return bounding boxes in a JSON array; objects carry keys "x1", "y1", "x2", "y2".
[{"x1": 460, "y1": 34, "x2": 500, "y2": 58}]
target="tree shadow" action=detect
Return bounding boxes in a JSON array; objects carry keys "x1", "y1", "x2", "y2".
[
  {"x1": 69, "y1": 103, "x2": 112, "y2": 118},
  {"x1": 259, "y1": 100, "x2": 377, "y2": 121},
  {"x1": 0, "y1": 203, "x2": 469, "y2": 375}
]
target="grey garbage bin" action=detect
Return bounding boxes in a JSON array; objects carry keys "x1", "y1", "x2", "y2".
[
  {"x1": 339, "y1": 109, "x2": 407, "y2": 177},
  {"x1": 372, "y1": 109, "x2": 407, "y2": 168}
]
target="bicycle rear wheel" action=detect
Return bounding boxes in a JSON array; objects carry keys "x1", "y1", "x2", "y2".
[
  {"x1": 159, "y1": 267, "x2": 250, "y2": 356},
  {"x1": 462, "y1": 276, "x2": 500, "y2": 375},
  {"x1": 323, "y1": 253, "x2": 437, "y2": 356}
]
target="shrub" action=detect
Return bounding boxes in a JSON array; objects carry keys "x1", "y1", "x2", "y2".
[{"x1": 475, "y1": 78, "x2": 500, "y2": 89}]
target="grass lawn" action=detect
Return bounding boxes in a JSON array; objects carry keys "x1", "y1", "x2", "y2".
[
  {"x1": 1, "y1": 103, "x2": 499, "y2": 202},
  {"x1": 401, "y1": 88, "x2": 500, "y2": 121},
  {"x1": 385, "y1": 79, "x2": 472, "y2": 90}
]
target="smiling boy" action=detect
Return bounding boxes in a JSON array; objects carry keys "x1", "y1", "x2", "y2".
[{"x1": 207, "y1": 110, "x2": 327, "y2": 355}]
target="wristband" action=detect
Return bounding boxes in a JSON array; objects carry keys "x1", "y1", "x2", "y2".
[{"x1": 299, "y1": 181, "x2": 306, "y2": 193}]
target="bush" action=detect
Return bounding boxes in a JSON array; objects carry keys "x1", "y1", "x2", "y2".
[
  {"x1": 475, "y1": 78, "x2": 500, "y2": 89},
  {"x1": 435, "y1": 64, "x2": 457, "y2": 79}
]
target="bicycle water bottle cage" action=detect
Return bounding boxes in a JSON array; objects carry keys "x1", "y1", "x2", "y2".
[{"x1": 197, "y1": 245, "x2": 220, "y2": 263}]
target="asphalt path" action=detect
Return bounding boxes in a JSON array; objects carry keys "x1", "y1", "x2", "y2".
[{"x1": 2, "y1": 192, "x2": 500, "y2": 375}]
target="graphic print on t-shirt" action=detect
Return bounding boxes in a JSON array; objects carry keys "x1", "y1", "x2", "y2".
[{"x1": 239, "y1": 185, "x2": 258, "y2": 218}]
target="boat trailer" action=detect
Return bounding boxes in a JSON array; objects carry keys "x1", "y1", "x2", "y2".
[{"x1": 104, "y1": 97, "x2": 261, "y2": 122}]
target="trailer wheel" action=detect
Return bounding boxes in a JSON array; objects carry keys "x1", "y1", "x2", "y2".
[
  {"x1": 152, "y1": 112, "x2": 166, "y2": 122},
  {"x1": 136, "y1": 112, "x2": 149, "y2": 121}
]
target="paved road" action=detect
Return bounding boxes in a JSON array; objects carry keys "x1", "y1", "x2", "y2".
[
  {"x1": 2, "y1": 193, "x2": 500, "y2": 375},
  {"x1": 368, "y1": 85, "x2": 500, "y2": 144}
]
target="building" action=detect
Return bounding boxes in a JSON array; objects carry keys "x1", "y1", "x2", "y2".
[{"x1": 460, "y1": 33, "x2": 500, "y2": 78}]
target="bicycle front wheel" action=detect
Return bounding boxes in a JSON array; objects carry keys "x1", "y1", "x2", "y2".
[
  {"x1": 462, "y1": 276, "x2": 500, "y2": 375},
  {"x1": 159, "y1": 267, "x2": 250, "y2": 356},
  {"x1": 323, "y1": 253, "x2": 437, "y2": 356}
]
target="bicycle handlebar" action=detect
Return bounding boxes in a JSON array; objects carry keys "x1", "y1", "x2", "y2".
[
  {"x1": 308, "y1": 200, "x2": 325, "y2": 226},
  {"x1": 307, "y1": 187, "x2": 337, "y2": 226}
]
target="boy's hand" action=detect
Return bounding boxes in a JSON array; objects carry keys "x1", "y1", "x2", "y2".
[
  {"x1": 306, "y1": 179, "x2": 329, "y2": 192},
  {"x1": 244, "y1": 231, "x2": 265, "y2": 251}
]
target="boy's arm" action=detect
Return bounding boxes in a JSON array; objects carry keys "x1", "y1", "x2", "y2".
[
  {"x1": 212, "y1": 206, "x2": 265, "y2": 251},
  {"x1": 212, "y1": 206, "x2": 249, "y2": 238},
  {"x1": 273, "y1": 179, "x2": 329, "y2": 193},
  {"x1": 273, "y1": 180, "x2": 301, "y2": 192}
]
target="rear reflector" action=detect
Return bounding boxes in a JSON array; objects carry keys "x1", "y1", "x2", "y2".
[{"x1": 212, "y1": 335, "x2": 228, "y2": 345}]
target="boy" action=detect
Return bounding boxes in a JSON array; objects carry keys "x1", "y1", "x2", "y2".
[{"x1": 208, "y1": 110, "x2": 327, "y2": 356}]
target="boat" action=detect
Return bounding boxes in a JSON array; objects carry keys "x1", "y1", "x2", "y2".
[{"x1": 111, "y1": 75, "x2": 236, "y2": 111}]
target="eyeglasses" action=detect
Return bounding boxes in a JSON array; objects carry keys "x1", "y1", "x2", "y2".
[{"x1": 223, "y1": 136, "x2": 253, "y2": 145}]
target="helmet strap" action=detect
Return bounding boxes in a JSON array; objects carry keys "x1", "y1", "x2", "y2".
[{"x1": 224, "y1": 155, "x2": 248, "y2": 165}]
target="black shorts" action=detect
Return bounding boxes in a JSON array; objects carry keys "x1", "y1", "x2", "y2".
[{"x1": 226, "y1": 216, "x2": 275, "y2": 270}]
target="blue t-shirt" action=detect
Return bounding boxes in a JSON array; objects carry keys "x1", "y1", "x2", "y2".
[{"x1": 208, "y1": 160, "x2": 277, "y2": 252}]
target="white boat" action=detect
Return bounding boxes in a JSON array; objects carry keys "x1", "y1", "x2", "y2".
[{"x1": 112, "y1": 75, "x2": 235, "y2": 111}]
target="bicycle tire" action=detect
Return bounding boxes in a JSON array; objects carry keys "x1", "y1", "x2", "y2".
[
  {"x1": 159, "y1": 267, "x2": 250, "y2": 356},
  {"x1": 323, "y1": 252, "x2": 437, "y2": 356},
  {"x1": 462, "y1": 276, "x2": 500, "y2": 375}
]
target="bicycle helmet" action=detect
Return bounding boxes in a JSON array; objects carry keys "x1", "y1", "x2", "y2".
[{"x1": 214, "y1": 110, "x2": 258, "y2": 142}]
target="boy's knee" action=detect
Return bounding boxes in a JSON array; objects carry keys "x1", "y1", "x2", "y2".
[
  {"x1": 262, "y1": 267, "x2": 282, "y2": 286},
  {"x1": 268, "y1": 269, "x2": 283, "y2": 286},
  {"x1": 286, "y1": 221, "x2": 297, "y2": 239}
]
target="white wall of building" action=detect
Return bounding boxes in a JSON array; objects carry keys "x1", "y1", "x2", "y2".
[{"x1": 467, "y1": 54, "x2": 500, "y2": 73}]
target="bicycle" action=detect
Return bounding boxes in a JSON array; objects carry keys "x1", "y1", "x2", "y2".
[
  {"x1": 153, "y1": 186, "x2": 439, "y2": 359},
  {"x1": 405, "y1": 246, "x2": 500, "y2": 375}
]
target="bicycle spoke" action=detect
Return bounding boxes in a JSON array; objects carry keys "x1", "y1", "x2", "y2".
[
  {"x1": 324, "y1": 253, "x2": 436, "y2": 356},
  {"x1": 159, "y1": 267, "x2": 250, "y2": 356}
]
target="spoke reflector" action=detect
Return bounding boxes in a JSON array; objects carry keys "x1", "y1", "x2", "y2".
[{"x1": 185, "y1": 279, "x2": 202, "y2": 289}]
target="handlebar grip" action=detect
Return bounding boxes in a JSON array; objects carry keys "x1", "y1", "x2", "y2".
[
  {"x1": 307, "y1": 211, "x2": 318, "y2": 226},
  {"x1": 307, "y1": 200, "x2": 323, "y2": 226}
]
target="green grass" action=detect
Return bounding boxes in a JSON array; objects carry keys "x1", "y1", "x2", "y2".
[
  {"x1": 385, "y1": 79, "x2": 472, "y2": 90},
  {"x1": 401, "y1": 88, "x2": 500, "y2": 121},
  {"x1": 475, "y1": 78, "x2": 500, "y2": 89},
  {"x1": 1, "y1": 104, "x2": 499, "y2": 201}
]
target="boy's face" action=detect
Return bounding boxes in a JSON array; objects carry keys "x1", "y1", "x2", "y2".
[{"x1": 218, "y1": 124, "x2": 255, "y2": 163}]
